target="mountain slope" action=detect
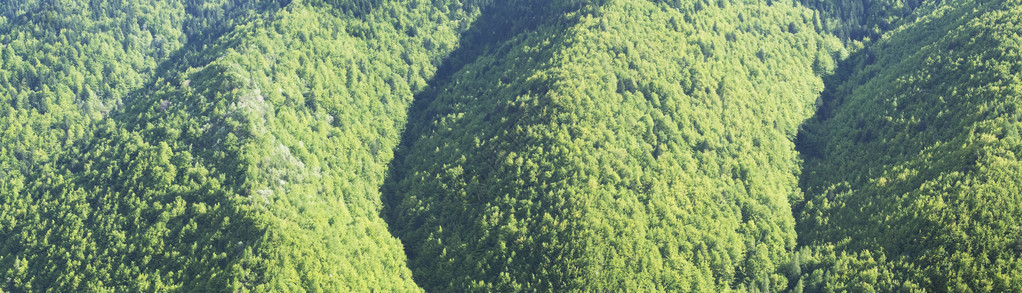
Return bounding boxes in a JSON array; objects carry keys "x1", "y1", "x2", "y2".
[
  {"x1": 3, "y1": 0, "x2": 1022, "y2": 291},
  {"x1": 798, "y1": 0, "x2": 929, "y2": 45},
  {"x1": 382, "y1": 0, "x2": 840, "y2": 291},
  {"x1": 1, "y1": 0, "x2": 486, "y2": 291},
  {"x1": 795, "y1": 0, "x2": 1022, "y2": 291}
]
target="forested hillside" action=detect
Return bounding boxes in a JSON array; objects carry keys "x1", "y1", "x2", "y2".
[
  {"x1": 798, "y1": 0, "x2": 928, "y2": 46},
  {"x1": 1, "y1": 0, "x2": 486, "y2": 290},
  {"x1": 794, "y1": 0, "x2": 1022, "y2": 291},
  {"x1": 382, "y1": 0, "x2": 840, "y2": 291},
  {"x1": 2, "y1": 0, "x2": 1021, "y2": 292}
]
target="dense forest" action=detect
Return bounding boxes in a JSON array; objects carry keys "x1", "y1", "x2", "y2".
[
  {"x1": 383, "y1": 0, "x2": 837, "y2": 291},
  {"x1": 795, "y1": 0, "x2": 1022, "y2": 291},
  {"x1": 1, "y1": 0, "x2": 1020, "y2": 292}
]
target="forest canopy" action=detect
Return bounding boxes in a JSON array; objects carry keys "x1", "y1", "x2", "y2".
[{"x1": 2, "y1": 0, "x2": 1021, "y2": 292}]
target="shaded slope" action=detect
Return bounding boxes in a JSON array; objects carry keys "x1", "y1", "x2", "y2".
[
  {"x1": 798, "y1": 0, "x2": 931, "y2": 46},
  {"x1": 1, "y1": 0, "x2": 486, "y2": 291},
  {"x1": 0, "y1": 0, "x2": 290, "y2": 195},
  {"x1": 0, "y1": 0, "x2": 193, "y2": 201},
  {"x1": 383, "y1": 0, "x2": 840, "y2": 291},
  {"x1": 0, "y1": 1, "x2": 288, "y2": 290},
  {"x1": 794, "y1": 0, "x2": 1022, "y2": 291}
]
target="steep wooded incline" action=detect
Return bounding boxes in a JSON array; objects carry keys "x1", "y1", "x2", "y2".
[
  {"x1": 383, "y1": 0, "x2": 838, "y2": 291},
  {"x1": 1, "y1": 0, "x2": 1021, "y2": 292},
  {"x1": 794, "y1": 0, "x2": 1022, "y2": 291},
  {"x1": 2, "y1": 0, "x2": 487, "y2": 291}
]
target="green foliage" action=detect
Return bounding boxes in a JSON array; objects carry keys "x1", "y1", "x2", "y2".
[
  {"x1": 795, "y1": 0, "x2": 1022, "y2": 291},
  {"x1": 0, "y1": 0, "x2": 187, "y2": 180},
  {"x1": 3, "y1": 0, "x2": 1022, "y2": 291},
  {"x1": 383, "y1": 0, "x2": 838, "y2": 291},
  {"x1": 1, "y1": 0, "x2": 485, "y2": 291},
  {"x1": 799, "y1": 0, "x2": 930, "y2": 46}
]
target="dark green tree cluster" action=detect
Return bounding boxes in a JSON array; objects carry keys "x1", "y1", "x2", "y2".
[
  {"x1": 799, "y1": 0, "x2": 930, "y2": 47},
  {"x1": 383, "y1": 0, "x2": 840, "y2": 291},
  {"x1": 0, "y1": 0, "x2": 188, "y2": 195},
  {"x1": 794, "y1": 0, "x2": 1022, "y2": 291}
]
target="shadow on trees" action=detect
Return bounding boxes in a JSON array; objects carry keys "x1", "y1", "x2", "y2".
[
  {"x1": 35, "y1": 1, "x2": 291, "y2": 290},
  {"x1": 791, "y1": 46, "x2": 873, "y2": 233},
  {"x1": 379, "y1": 1, "x2": 586, "y2": 289}
]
